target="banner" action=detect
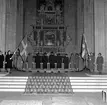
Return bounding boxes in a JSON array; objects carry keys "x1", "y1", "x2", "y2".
[
  {"x1": 19, "y1": 35, "x2": 28, "y2": 62},
  {"x1": 80, "y1": 34, "x2": 88, "y2": 59}
]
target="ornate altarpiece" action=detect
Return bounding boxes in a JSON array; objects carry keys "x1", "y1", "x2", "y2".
[{"x1": 28, "y1": 0, "x2": 67, "y2": 53}]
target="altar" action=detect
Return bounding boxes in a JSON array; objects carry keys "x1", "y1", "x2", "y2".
[{"x1": 27, "y1": 0, "x2": 67, "y2": 53}]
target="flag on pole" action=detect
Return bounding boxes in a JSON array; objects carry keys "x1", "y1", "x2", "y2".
[
  {"x1": 80, "y1": 34, "x2": 88, "y2": 60},
  {"x1": 19, "y1": 36, "x2": 28, "y2": 62}
]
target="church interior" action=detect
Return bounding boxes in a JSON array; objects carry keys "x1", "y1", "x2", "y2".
[
  {"x1": 0, "y1": 0, "x2": 107, "y2": 105},
  {"x1": 0, "y1": 0, "x2": 107, "y2": 72}
]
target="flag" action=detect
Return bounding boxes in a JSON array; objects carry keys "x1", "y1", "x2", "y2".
[
  {"x1": 19, "y1": 36, "x2": 28, "y2": 62},
  {"x1": 80, "y1": 34, "x2": 88, "y2": 59}
]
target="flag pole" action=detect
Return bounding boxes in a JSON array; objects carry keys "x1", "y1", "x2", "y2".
[
  {"x1": 2, "y1": 49, "x2": 6, "y2": 72},
  {"x1": 10, "y1": 29, "x2": 34, "y2": 60},
  {"x1": 82, "y1": 0, "x2": 86, "y2": 70},
  {"x1": 82, "y1": 34, "x2": 89, "y2": 71},
  {"x1": 2, "y1": 30, "x2": 6, "y2": 72},
  {"x1": 82, "y1": 0, "x2": 89, "y2": 70}
]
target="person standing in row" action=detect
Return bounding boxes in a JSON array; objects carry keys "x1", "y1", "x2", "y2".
[
  {"x1": 75, "y1": 53, "x2": 79, "y2": 71},
  {"x1": 57, "y1": 53, "x2": 62, "y2": 68},
  {"x1": 14, "y1": 48, "x2": 20, "y2": 70},
  {"x1": 5, "y1": 50, "x2": 13, "y2": 73},
  {"x1": 26, "y1": 53, "x2": 33, "y2": 70},
  {"x1": 16, "y1": 49, "x2": 23, "y2": 70},
  {"x1": 63, "y1": 54, "x2": 69, "y2": 69},
  {"x1": 78, "y1": 54, "x2": 84, "y2": 71},
  {"x1": 49, "y1": 52, "x2": 55, "y2": 69},
  {"x1": 70, "y1": 53, "x2": 75, "y2": 70},
  {"x1": 0, "y1": 51, "x2": 4, "y2": 70},
  {"x1": 35, "y1": 52, "x2": 41, "y2": 69},
  {"x1": 42, "y1": 52, "x2": 48, "y2": 69},
  {"x1": 96, "y1": 53, "x2": 104, "y2": 74},
  {"x1": 89, "y1": 52, "x2": 95, "y2": 72}
]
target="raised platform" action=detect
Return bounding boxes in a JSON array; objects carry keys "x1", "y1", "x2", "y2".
[{"x1": 0, "y1": 69, "x2": 107, "y2": 93}]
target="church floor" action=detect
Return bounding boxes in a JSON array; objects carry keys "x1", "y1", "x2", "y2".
[{"x1": 0, "y1": 92, "x2": 106, "y2": 105}]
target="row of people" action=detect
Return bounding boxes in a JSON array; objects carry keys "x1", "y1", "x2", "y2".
[
  {"x1": 14, "y1": 51, "x2": 83, "y2": 70},
  {"x1": 25, "y1": 52, "x2": 84, "y2": 71},
  {"x1": 0, "y1": 49, "x2": 104, "y2": 74},
  {"x1": 88, "y1": 52, "x2": 104, "y2": 74},
  {"x1": 33, "y1": 52, "x2": 69, "y2": 69},
  {"x1": 16, "y1": 51, "x2": 104, "y2": 74}
]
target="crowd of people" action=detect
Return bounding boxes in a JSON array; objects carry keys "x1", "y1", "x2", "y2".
[{"x1": 0, "y1": 49, "x2": 104, "y2": 74}]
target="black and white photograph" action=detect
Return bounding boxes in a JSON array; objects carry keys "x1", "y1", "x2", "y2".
[{"x1": 0, "y1": 0, "x2": 106, "y2": 105}]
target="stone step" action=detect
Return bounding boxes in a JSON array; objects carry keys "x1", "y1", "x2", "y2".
[
  {"x1": 0, "y1": 82, "x2": 107, "y2": 86},
  {"x1": 0, "y1": 76, "x2": 106, "y2": 92},
  {"x1": 1, "y1": 76, "x2": 107, "y2": 79},
  {"x1": 0, "y1": 88, "x2": 102, "y2": 92},
  {"x1": 0, "y1": 79, "x2": 27, "y2": 82},
  {"x1": 0, "y1": 79, "x2": 107, "y2": 83},
  {"x1": 0, "y1": 88, "x2": 24, "y2": 92},
  {"x1": 0, "y1": 77, "x2": 28, "y2": 79},
  {"x1": 0, "y1": 82, "x2": 106, "y2": 85},
  {"x1": 0, "y1": 85, "x2": 106, "y2": 89},
  {"x1": 0, "y1": 82, "x2": 26, "y2": 85}
]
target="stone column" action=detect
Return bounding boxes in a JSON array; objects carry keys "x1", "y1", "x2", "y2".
[
  {"x1": 94, "y1": 0, "x2": 107, "y2": 73},
  {"x1": 16, "y1": 0, "x2": 23, "y2": 48},
  {"x1": 84, "y1": 0, "x2": 94, "y2": 53},
  {"x1": 104, "y1": 0, "x2": 107, "y2": 73},
  {"x1": 5, "y1": 0, "x2": 17, "y2": 52},
  {"x1": 77, "y1": 0, "x2": 84, "y2": 53},
  {"x1": 0, "y1": 0, "x2": 6, "y2": 54}
]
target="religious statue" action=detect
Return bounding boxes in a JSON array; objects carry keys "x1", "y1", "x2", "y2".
[
  {"x1": 56, "y1": 5, "x2": 61, "y2": 15},
  {"x1": 36, "y1": 17, "x2": 41, "y2": 25},
  {"x1": 40, "y1": 5, "x2": 45, "y2": 12},
  {"x1": 56, "y1": 5, "x2": 62, "y2": 24}
]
